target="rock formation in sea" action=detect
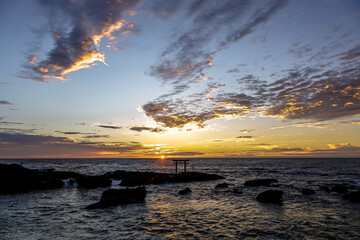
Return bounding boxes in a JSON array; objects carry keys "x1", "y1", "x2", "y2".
[
  {"x1": 0, "y1": 164, "x2": 224, "y2": 194},
  {"x1": 343, "y1": 191, "x2": 360, "y2": 203},
  {"x1": 85, "y1": 186, "x2": 147, "y2": 209},
  {"x1": 179, "y1": 187, "x2": 192, "y2": 195},
  {"x1": 256, "y1": 189, "x2": 283, "y2": 204},
  {"x1": 215, "y1": 182, "x2": 229, "y2": 189},
  {"x1": 301, "y1": 188, "x2": 315, "y2": 195}
]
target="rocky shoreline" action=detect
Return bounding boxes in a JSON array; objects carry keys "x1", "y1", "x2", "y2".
[
  {"x1": 0, "y1": 163, "x2": 224, "y2": 194},
  {"x1": 1, "y1": 163, "x2": 359, "y2": 209}
]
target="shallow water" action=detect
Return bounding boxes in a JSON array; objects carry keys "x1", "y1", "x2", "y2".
[{"x1": 1, "y1": 158, "x2": 360, "y2": 239}]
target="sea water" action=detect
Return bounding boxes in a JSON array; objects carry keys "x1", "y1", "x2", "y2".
[{"x1": 0, "y1": 158, "x2": 359, "y2": 239}]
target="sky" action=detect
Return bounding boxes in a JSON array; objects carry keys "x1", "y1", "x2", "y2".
[{"x1": 0, "y1": 0, "x2": 360, "y2": 158}]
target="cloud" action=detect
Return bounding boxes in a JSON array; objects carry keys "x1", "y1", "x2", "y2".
[
  {"x1": 270, "y1": 147, "x2": 304, "y2": 152},
  {"x1": 0, "y1": 82, "x2": 10, "y2": 85},
  {"x1": 0, "y1": 132, "x2": 73, "y2": 146},
  {"x1": 327, "y1": 143, "x2": 360, "y2": 151},
  {"x1": 0, "y1": 121, "x2": 23, "y2": 125},
  {"x1": 20, "y1": 0, "x2": 141, "y2": 82},
  {"x1": 130, "y1": 126, "x2": 160, "y2": 132},
  {"x1": 236, "y1": 136, "x2": 253, "y2": 139},
  {"x1": 145, "y1": 0, "x2": 183, "y2": 20},
  {"x1": 82, "y1": 135, "x2": 110, "y2": 139},
  {"x1": 271, "y1": 120, "x2": 360, "y2": 129},
  {"x1": 97, "y1": 124, "x2": 123, "y2": 129},
  {"x1": 340, "y1": 44, "x2": 360, "y2": 60},
  {"x1": 55, "y1": 131, "x2": 82, "y2": 135},
  {"x1": 165, "y1": 151, "x2": 205, "y2": 157},
  {"x1": 227, "y1": 68, "x2": 240, "y2": 73},
  {"x1": 149, "y1": 0, "x2": 287, "y2": 86},
  {"x1": 0, "y1": 132, "x2": 158, "y2": 157},
  {"x1": 239, "y1": 129, "x2": 255, "y2": 133},
  {"x1": 0, "y1": 100, "x2": 13, "y2": 105}
]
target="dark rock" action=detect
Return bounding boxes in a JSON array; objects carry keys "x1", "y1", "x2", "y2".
[
  {"x1": 244, "y1": 179, "x2": 278, "y2": 187},
  {"x1": 215, "y1": 182, "x2": 229, "y2": 189},
  {"x1": 256, "y1": 190, "x2": 283, "y2": 204},
  {"x1": 343, "y1": 191, "x2": 360, "y2": 203},
  {"x1": 76, "y1": 176, "x2": 111, "y2": 189},
  {"x1": 319, "y1": 186, "x2": 331, "y2": 192},
  {"x1": 0, "y1": 164, "x2": 64, "y2": 193},
  {"x1": 330, "y1": 184, "x2": 348, "y2": 194},
  {"x1": 179, "y1": 187, "x2": 192, "y2": 195},
  {"x1": 301, "y1": 188, "x2": 315, "y2": 195},
  {"x1": 85, "y1": 186, "x2": 147, "y2": 209}
]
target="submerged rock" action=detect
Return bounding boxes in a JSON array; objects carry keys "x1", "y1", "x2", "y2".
[
  {"x1": 85, "y1": 186, "x2": 147, "y2": 209},
  {"x1": 244, "y1": 179, "x2": 278, "y2": 187},
  {"x1": 215, "y1": 182, "x2": 229, "y2": 189},
  {"x1": 319, "y1": 186, "x2": 331, "y2": 192},
  {"x1": 320, "y1": 184, "x2": 348, "y2": 194},
  {"x1": 301, "y1": 188, "x2": 315, "y2": 195},
  {"x1": 330, "y1": 184, "x2": 348, "y2": 194},
  {"x1": 342, "y1": 191, "x2": 360, "y2": 203},
  {"x1": 179, "y1": 187, "x2": 192, "y2": 195},
  {"x1": 256, "y1": 190, "x2": 283, "y2": 204}
]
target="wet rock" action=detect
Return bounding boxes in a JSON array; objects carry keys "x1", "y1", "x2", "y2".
[
  {"x1": 342, "y1": 191, "x2": 360, "y2": 203},
  {"x1": 301, "y1": 188, "x2": 315, "y2": 195},
  {"x1": 85, "y1": 186, "x2": 147, "y2": 209},
  {"x1": 244, "y1": 179, "x2": 278, "y2": 187},
  {"x1": 215, "y1": 182, "x2": 229, "y2": 189},
  {"x1": 256, "y1": 190, "x2": 283, "y2": 204},
  {"x1": 76, "y1": 176, "x2": 111, "y2": 189},
  {"x1": 0, "y1": 164, "x2": 64, "y2": 193},
  {"x1": 330, "y1": 184, "x2": 348, "y2": 194},
  {"x1": 319, "y1": 186, "x2": 331, "y2": 192},
  {"x1": 228, "y1": 188, "x2": 243, "y2": 194},
  {"x1": 179, "y1": 187, "x2": 192, "y2": 195}
]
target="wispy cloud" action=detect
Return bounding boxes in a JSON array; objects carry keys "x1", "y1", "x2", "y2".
[
  {"x1": 129, "y1": 126, "x2": 165, "y2": 133},
  {"x1": 236, "y1": 135, "x2": 253, "y2": 139},
  {"x1": 0, "y1": 100, "x2": 13, "y2": 105},
  {"x1": 271, "y1": 120, "x2": 360, "y2": 129},
  {"x1": 96, "y1": 124, "x2": 124, "y2": 130}
]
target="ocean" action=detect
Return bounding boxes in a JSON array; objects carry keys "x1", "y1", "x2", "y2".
[{"x1": 0, "y1": 158, "x2": 359, "y2": 239}]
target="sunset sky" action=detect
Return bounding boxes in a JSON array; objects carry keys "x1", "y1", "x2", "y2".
[{"x1": 0, "y1": 0, "x2": 359, "y2": 158}]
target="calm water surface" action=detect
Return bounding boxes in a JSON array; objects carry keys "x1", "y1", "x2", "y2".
[{"x1": 0, "y1": 158, "x2": 359, "y2": 239}]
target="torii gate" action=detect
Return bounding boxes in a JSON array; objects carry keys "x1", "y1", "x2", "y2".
[{"x1": 172, "y1": 159, "x2": 189, "y2": 174}]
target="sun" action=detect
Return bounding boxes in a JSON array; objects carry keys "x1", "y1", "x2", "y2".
[{"x1": 160, "y1": 155, "x2": 166, "y2": 160}]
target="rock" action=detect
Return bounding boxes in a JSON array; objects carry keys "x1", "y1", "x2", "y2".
[
  {"x1": 215, "y1": 182, "x2": 229, "y2": 189},
  {"x1": 256, "y1": 190, "x2": 283, "y2": 204},
  {"x1": 230, "y1": 188, "x2": 243, "y2": 194},
  {"x1": 342, "y1": 191, "x2": 360, "y2": 203},
  {"x1": 244, "y1": 179, "x2": 278, "y2": 187},
  {"x1": 0, "y1": 164, "x2": 64, "y2": 193},
  {"x1": 76, "y1": 176, "x2": 111, "y2": 189},
  {"x1": 179, "y1": 187, "x2": 192, "y2": 195},
  {"x1": 301, "y1": 188, "x2": 315, "y2": 195},
  {"x1": 85, "y1": 186, "x2": 147, "y2": 209},
  {"x1": 319, "y1": 186, "x2": 331, "y2": 192},
  {"x1": 330, "y1": 184, "x2": 348, "y2": 194}
]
